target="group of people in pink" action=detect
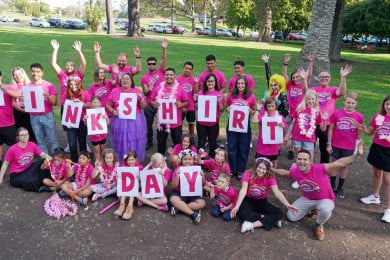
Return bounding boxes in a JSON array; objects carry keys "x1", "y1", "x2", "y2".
[{"x1": 0, "y1": 38, "x2": 389, "y2": 241}]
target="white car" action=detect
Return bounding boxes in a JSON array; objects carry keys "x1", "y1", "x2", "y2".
[
  {"x1": 30, "y1": 18, "x2": 50, "y2": 28},
  {"x1": 249, "y1": 31, "x2": 259, "y2": 38},
  {"x1": 1, "y1": 16, "x2": 14, "y2": 22},
  {"x1": 154, "y1": 24, "x2": 172, "y2": 33},
  {"x1": 216, "y1": 29, "x2": 232, "y2": 37}
]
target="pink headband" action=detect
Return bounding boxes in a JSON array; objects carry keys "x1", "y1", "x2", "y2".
[{"x1": 255, "y1": 157, "x2": 273, "y2": 167}]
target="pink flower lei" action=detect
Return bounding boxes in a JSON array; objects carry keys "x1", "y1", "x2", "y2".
[
  {"x1": 44, "y1": 193, "x2": 78, "y2": 220},
  {"x1": 96, "y1": 160, "x2": 119, "y2": 191},
  {"x1": 156, "y1": 80, "x2": 179, "y2": 133},
  {"x1": 298, "y1": 109, "x2": 317, "y2": 138}
]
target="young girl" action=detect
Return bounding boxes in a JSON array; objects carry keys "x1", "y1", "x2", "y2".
[
  {"x1": 326, "y1": 92, "x2": 364, "y2": 198},
  {"x1": 114, "y1": 150, "x2": 143, "y2": 220},
  {"x1": 167, "y1": 134, "x2": 197, "y2": 169},
  {"x1": 85, "y1": 96, "x2": 110, "y2": 161},
  {"x1": 209, "y1": 173, "x2": 238, "y2": 221},
  {"x1": 230, "y1": 158, "x2": 299, "y2": 233},
  {"x1": 40, "y1": 148, "x2": 72, "y2": 192},
  {"x1": 170, "y1": 149, "x2": 206, "y2": 224},
  {"x1": 89, "y1": 148, "x2": 119, "y2": 201},
  {"x1": 252, "y1": 97, "x2": 287, "y2": 168},
  {"x1": 196, "y1": 73, "x2": 225, "y2": 158},
  {"x1": 62, "y1": 151, "x2": 94, "y2": 206},
  {"x1": 226, "y1": 76, "x2": 257, "y2": 179},
  {"x1": 359, "y1": 95, "x2": 390, "y2": 223},
  {"x1": 137, "y1": 153, "x2": 171, "y2": 212},
  {"x1": 65, "y1": 78, "x2": 91, "y2": 162}
]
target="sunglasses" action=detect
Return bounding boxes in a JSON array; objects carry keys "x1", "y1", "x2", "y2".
[{"x1": 148, "y1": 63, "x2": 156, "y2": 66}]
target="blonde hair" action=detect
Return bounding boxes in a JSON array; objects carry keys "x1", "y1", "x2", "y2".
[
  {"x1": 151, "y1": 153, "x2": 167, "y2": 169},
  {"x1": 266, "y1": 74, "x2": 286, "y2": 99},
  {"x1": 297, "y1": 89, "x2": 319, "y2": 113},
  {"x1": 344, "y1": 92, "x2": 359, "y2": 102},
  {"x1": 11, "y1": 67, "x2": 31, "y2": 86}
]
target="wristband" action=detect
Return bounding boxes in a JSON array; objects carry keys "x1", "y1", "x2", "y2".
[
  {"x1": 135, "y1": 56, "x2": 141, "y2": 59},
  {"x1": 326, "y1": 142, "x2": 332, "y2": 145},
  {"x1": 283, "y1": 63, "x2": 289, "y2": 66}
]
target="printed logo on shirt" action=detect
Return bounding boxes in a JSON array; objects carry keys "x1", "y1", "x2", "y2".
[
  {"x1": 300, "y1": 179, "x2": 320, "y2": 194},
  {"x1": 248, "y1": 185, "x2": 267, "y2": 199},
  {"x1": 232, "y1": 100, "x2": 248, "y2": 107},
  {"x1": 148, "y1": 75, "x2": 161, "y2": 88},
  {"x1": 336, "y1": 117, "x2": 357, "y2": 133},
  {"x1": 181, "y1": 83, "x2": 193, "y2": 94},
  {"x1": 17, "y1": 152, "x2": 34, "y2": 167},
  {"x1": 289, "y1": 89, "x2": 303, "y2": 99},
  {"x1": 317, "y1": 93, "x2": 331, "y2": 107},
  {"x1": 217, "y1": 192, "x2": 232, "y2": 207},
  {"x1": 209, "y1": 170, "x2": 219, "y2": 182},
  {"x1": 377, "y1": 124, "x2": 390, "y2": 136},
  {"x1": 95, "y1": 87, "x2": 109, "y2": 99}
]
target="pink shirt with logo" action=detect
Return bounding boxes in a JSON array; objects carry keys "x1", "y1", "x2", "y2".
[
  {"x1": 72, "y1": 163, "x2": 95, "y2": 188},
  {"x1": 151, "y1": 83, "x2": 188, "y2": 129},
  {"x1": 108, "y1": 65, "x2": 136, "y2": 82},
  {"x1": 197, "y1": 90, "x2": 225, "y2": 126},
  {"x1": 256, "y1": 113, "x2": 287, "y2": 156},
  {"x1": 5, "y1": 141, "x2": 43, "y2": 174},
  {"x1": 311, "y1": 86, "x2": 339, "y2": 124},
  {"x1": 228, "y1": 74, "x2": 256, "y2": 91},
  {"x1": 27, "y1": 80, "x2": 58, "y2": 115},
  {"x1": 176, "y1": 75, "x2": 196, "y2": 111},
  {"x1": 141, "y1": 68, "x2": 165, "y2": 102},
  {"x1": 88, "y1": 80, "x2": 114, "y2": 113},
  {"x1": 57, "y1": 70, "x2": 84, "y2": 105},
  {"x1": 370, "y1": 114, "x2": 390, "y2": 148},
  {"x1": 329, "y1": 108, "x2": 364, "y2": 150},
  {"x1": 46, "y1": 160, "x2": 68, "y2": 181},
  {"x1": 241, "y1": 171, "x2": 277, "y2": 199},
  {"x1": 199, "y1": 69, "x2": 227, "y2": 92},
  {"x1": 226, "y1": 93, "x2": 256, "y2": 108},
  {"x1": 291, "y1": 108, "x2": 322, "y2": 143},
  {"x1": 204, "y1": 159, "x2": 231, "y2": 183},
  {"x1": 286, "y1": 81, "x2": 304, "y2": 116},
  {"x1": 107, "y1": 87, "x2": 143, "y2": 114},
  {"x1": 289, "y1": 163, "x2": 335, "y2": 202},
  {"x1": 172, "y1": 144, "x2": 197, "y2": 155},
  {"x1": 0, "y1": 88, "x2": 15, "y2": 127},
  {"x1": 214, "y1": 185, "x2": 238, "y2": 208}
]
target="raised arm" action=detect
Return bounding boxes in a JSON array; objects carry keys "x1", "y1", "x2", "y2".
[
  {"x1": 160, "y1": 39, "x2": 168, "y2": 72},
  {"x1": 336, "y1": 65, "x2": 352, "y2": 97},
  {"x1": 282, "y1": 54, "x2": 291, "y2": 82},
  {"x1": 132, "y1": 46, "x2": 141, "y2": 76},
  {"x1": 94, "y1": 42, "x2": 110, "y2": 72},
  {"x1": 306, "y1": 52, "x2": 315, "y2": 84},
  {"x1": 325, "y1": 140, "x2": 363, "y2": 173},
  {"x1": 50, "y1": 39, "x2": 62, "y2": 75},
  {"x1": 261, "y1": 54, "x2": 271, "y2": 86},
  {"x1": 297, "y1": 67, "x2": 308, "y2": 94},
  {"x1": 73, "y1": 41, "x2": 86, "y2": 76}
]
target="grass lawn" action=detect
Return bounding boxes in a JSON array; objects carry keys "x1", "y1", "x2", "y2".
[{"x1": 0, "y1": 26, "x2": 389, "y2": 145}]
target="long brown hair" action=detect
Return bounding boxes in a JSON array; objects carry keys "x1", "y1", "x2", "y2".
[
  {"x1": 380, "y1": 95, "x2": 390, "y2": 115},
  {"x1": 248, "y1": 158, "x2": 273, "y2": 184},
  {"x1": 66, "y1": 78, "x2": 83, "y2": 100}
]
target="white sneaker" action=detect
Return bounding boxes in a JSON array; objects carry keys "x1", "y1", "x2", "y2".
[
  {"x1": 360, "y1": 194, "x2": 380, "y2": 204},
  {"x1": 292, "y1": 181, "x2": 300, "y2": 189},
  {"x1": 381, "y1": 209, "x2": 390, "y2": 223},
  {"x1": 64, "y1": 144, "x2": 70, "y2": 152},
  {"x1": 241, "y1": 221, "x2": 254, "y2": 233},
  {"x1": 87, "y1": 144, "x2": 92, "y2": 153},
  {"x1": 275, "y1": 220, "x2": 282, "y2": 228},
  {"x1": 250, "y1": 142, "x2": 253, "y2": 149}
]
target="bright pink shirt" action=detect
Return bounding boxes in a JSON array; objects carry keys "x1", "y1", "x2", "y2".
[
  {"x1": 311, "y1": 86, "x2": 339, "y2": 124},
  {"x1": 214, "y1": 185, "x2": 238, "y2": 208},
  {"x1": 151, "y1": 83, "x2": 188, "y2": 129},
  {"x1": 176, "y1": 75, "x2": 196, "y2": 111},
  {"x1": 88, "y1": 80, "x2": 114, "y2": 113},
  {"x1": 108, "y1": 65, "x2": 136, "y2": 82},
  {"x1": 5, "y1": 141, "x2": 43, "y2": 174},
  {"x1": 290, "y1": 163, "x2": 335, "y2": 202},
  {"x1": 226, "y1": 93, "x2": 256, "y2": 108},
  {"x1": 26, "y1": 80, "x2": 58, "y2": 115},
  {"x1": 46, "y1": 160, "x2": 68, "y2": 181},
  {"x1": 204, "y1": 159, "x2": 231, "y2": 183},
  {"x1": 228, "y1": 74, "x2": 255, "y2": 90},
  {"x1": 199, "y1": 69, "x2": 227, "y2": 92},
  {"x1": 72, "y1": 163, "x2": 95, "y2": 188},
  {"x1": 142, "y1": 167, "x2": 171, "y2": 194},
  {"x1": 370, "y1": 114, "x2": 390, "y2": 148},
  {"x1": 256, "y1": 113, "x2": 287, "y2": 156},
  {"x1": 0, "y1": 88, "x2": 15, "y2": 127},
  {"x1": 107, "y1": 87, "x2": 143, "y2": 114},
  {"x1": 286, "y1": 81, "x2": 304, "y2": 116},
  {"x1": 197, "y1": 90, "x2": 225, "y2": 126},
  {"x1": 291, "y1": 108, "x2": 322, "y2": 143},
  {"x1": 171, "y1": 165, "x2": 203, "y2": 192},
  {"x1": 57, "y1": 70, "x2": 84, "y2": 105},
  {"x1": 241, "y1": 171, "x2": 277, "y2": 199},
  {"x1": 68, "y1": 89, "x2": 90, "y2": 121},
  {"x1": 141, "y1": 68, "x2": 165, "y2": 102},
  {"x1": 172, "y1": 144, "x2": 197, "y2": 155},
  {"x1": 329, "y1": 108, "x2": 364, "y2": 150}
]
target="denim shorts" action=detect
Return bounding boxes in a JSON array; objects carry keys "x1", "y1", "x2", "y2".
[
  {"x1": 292, "y1": 139, "x2": 314, "y2": 151},
  {"x1": 331, "y1": 146, "x2": 354, "y2": 159}
]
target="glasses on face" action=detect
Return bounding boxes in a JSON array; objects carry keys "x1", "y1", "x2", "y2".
[
  {"x1": 19, "y1": 134, "x2": 29, "y2": 137},
  {"x1": 318, "y1": 75, "x2": 330, "y2": 79},
  {"x1": 148, "y1": 63, "x2": 156, "y2": 66},
  {"x1": 207, "y1": 80, "x2": 215, "y2": 83}
]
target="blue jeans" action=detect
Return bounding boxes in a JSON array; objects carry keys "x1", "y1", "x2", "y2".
[
  {"x1": 227, "y1": 123, "x2": 251, "y2": 174},
  {"x1": 67, "y1": 121, "x2": 87, "y2": 162},
  {"x1": 211, "y1": 205, "x2": 232, "y2": 221},
  {"x1": 30, "y1": 112, "x2": 59, "y2": 154}
]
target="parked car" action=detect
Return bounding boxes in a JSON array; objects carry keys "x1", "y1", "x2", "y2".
[
  {"x1": 202, "y1": 27, "x2": 211, "y2": 35},
  {"x1": 216, "y1": 28, "x2": 232, "y2": 37},
  {"x1": 29, "y1": 18, "x2": 50, "y2": 28},
  {"x1": 147, "y1": 24, "x2": 156, "y2": 32},
  {"x1": 47, "y1": 18, "x2": 62, "y2": 28},
  {"x1": 271, "y1": 31, "x2": 283, "y2": 40},
  {"x1": 249, "y1": 31, "x2": 259, "y2": 38},
  {"x1": 120, "y1": 22, "x2": 128, "y2": 30},
  {"x1": 296, "y1": 33, "x2": 307, "y2": 40},
  {"x1": 1, "y1": 16, "x2": 14, "y2": 22},
  {"x1": 227, "y1": 29, "x2": 243, "y2": 37},
  {"x1": 102, "y1": 23, "x2": 108, "y2": 30},
  {"x1": 154, "y1": 24, "x2": 172, "y2": 33},
  {"x1": 63, "y1": 20, "x2": 86, "y2": 29},
  {"x1": 196, "y1": 27, "x2": 203, "y2": 35},
  {"x1": 167, "y1": 25, "x2": 186, "y2": 34},
  {"x1": 287, "y1": 33, "x2": 299, "y2": 40}
]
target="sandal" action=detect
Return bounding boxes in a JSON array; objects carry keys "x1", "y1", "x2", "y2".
[
  {"x1": 114, "y1": 203, "x2": 125, "y2": 216},
  {"x1": 122, "y1": 204, "x2": 134, "y2": 220}
]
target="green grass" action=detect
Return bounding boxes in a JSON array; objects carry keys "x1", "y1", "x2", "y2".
[{"x1": 1, "y1": 26, "x2": 389, "y2": 145}]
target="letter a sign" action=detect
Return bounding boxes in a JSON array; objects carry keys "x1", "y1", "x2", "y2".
[
  {"x1": 86, "y1": 108, "x2": 107, "y2": 135},
  {"x1": 140, "y1": 169, "x2": 164, "y2": 199},
  {"x1": 228, "y1": 105, "x2": 249, "y2": 133},
  {"x1": 198, "y1": 95, "x2": 217, "y2": 123},
  {"x1": 118, "y1": 93, "x2": 137, "y2": 119},
  {"x1": 158, "y1": 99, "x2": 177, "y2": 124}
]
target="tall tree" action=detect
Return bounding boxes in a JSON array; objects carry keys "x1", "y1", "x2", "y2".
[
  {"x1": 226, "y1": 0, "x2": 256, "y2": 37},
  {"x1": 106, "y1": 0, "x2": 116, "y2": 34},
  {"x1": 128, "y1": 0, "x2": 141, "y2": 37},
  {"x1": 205, "y1": 0, "x2": 228, "y2": 36},
  {"x1": 329, "y1": 0, "x2": 345, "y2": 62},
  {"x1": 254, "y1": 0, "x2": 280, "y2": 42}
]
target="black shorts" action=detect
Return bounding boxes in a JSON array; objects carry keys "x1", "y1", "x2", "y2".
[
  {"x1": 367, "y1": 143, "x2": 390, "y2": 172},
  {"x1": 255, "y1": 153, "x2": 278, "y2": 161},
  {"x1": 0, "y1": 125, "x2": 16, "y2": 146},
  {"x1": 171, "y1": 190, "x2": 203, "y2": 203},
  {"x1": 91, "y1": 139, "x2": 106, "y2": 146},
  {"x1": 331, "y1": 146, "x2": 354, "y2": 160},
  {"x1": 182, "y1": 110, "x2": 196, "y2": 125}
]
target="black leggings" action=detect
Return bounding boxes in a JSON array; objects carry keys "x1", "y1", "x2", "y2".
[
  {"x1": 197, "y1": 122, "x2": 219, "y2": 158},
  {"x1": 315, "y1": 125, "x2": 330, "y2": 163},
  {"x1": 9, "y1": 158, "x2": 50, "y2": 192}
]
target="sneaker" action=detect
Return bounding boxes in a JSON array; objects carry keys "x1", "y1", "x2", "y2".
[
  {"x1": 216, "y1": 141, "x2": 225, "y2": 149},
  {"x1": 157, "y1": 204, "x2": 168, "y2": 212},
  {"x1": 249, "y1": 142, "x2": 253, "y2": 149},
  {"x1": 190, "y1": 212, "x2": 201, "y2": 224},
  {"x1": 292, "y1": 181, "x2": 300, "y2": 189},
  {"x1": 275, "y1": 220, "x2": 282, "y2": 228},
  {"x1": 170, "y1": 206, "x2": 177, "y2": 217},
  {"x1": 288, "y1": 151, "x2": 295, "y2": 160},
  {"x1": 38, "y1": 185, "x2": 52, "y2": 192},
  {"x1": 64, "y1": 144, "x2": 70, "y2": 152},
  {"x1": 58, "y1": 190, "x2": 69, "y2": 198},
  {"x1": 381, "y1": 209, "x2": 390, "y2": 223},
  {"x1": 76, "y1": 197, "x2": 87, "y2": 207},
  {"x1": 315, "y1": 224, "x2": 325, "y2": 240},
  {"x1": 204, "y1": 141, "x2": 209, "y2": 148},
  {"x1": 86, "y1": 144, "x2": 92, "y2": 153},
  {"x1": 92, "y1": 193, "x2": 102, "y2": 201},
  {"x1": 241, "y1": 221, "x2": 254, "y2": 233},
  {"x1": 360, "y1": 194, "x2": 380, "y2": 204},
  {"x1": 336, "y1": 189, "x2": 346, "y2": 199}
]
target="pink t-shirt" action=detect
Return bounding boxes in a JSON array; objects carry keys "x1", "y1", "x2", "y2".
[
  {"x1": 291, "y1": 108, "x2": 322, "y2": 143},
  {"x1": 176, "y1": 75, "x2": 196, "y2": 111},
  {"x1": 26, "y1": 80, "x2": 58, "y2": 115},
  {"x1": 72, "y1": 163, "x2": 94, "y2": 188},
  {"x1": 329, "y1": 108, "x2": 364, "y2": 150},
  {"x1": 141, "y1": 68, "x2": 165, "y2": 102},
  {"x1": 370, "y1": 114, "x2": 390, "y2": 148},
  {"x1": 171, "y1": 165, "x2": 203, "y2": 192},
  {"x1": 290, "y1": 163, "x2": 335, "y2": 201},
  {"x1": 226, "y1": 93, "x2": 256, "y2": 108},
  {"x1": 46, "y1": 160, "x2": 68, "y2": 181},
  {"x1": 142, "y1": 167, "x2": 171, "y2": 194},
  {"x1": 241, "y1": 171, "x2": 277, "y2": 199},
  {"x1": 197, "y1": 90, "x2": 225, "y2": 126},
  {"x1": 286, "y1": 81, "x2": 304, "y2": 116},
  {"x1": 57, "y1": 70, "x2": 84, "y2": 105},
  {"x1": 68, "y1": 89, "x2": 90, "y2": 120},
  {"x1": 4, "y1": 142, "x2": 43, "y2": 174},
  {"x1": 228, "y1": 74, "x2": 256, "y2": 90},
  {"x1": 311, "y1": 86, "x2": 339, "y2": 124},
  {"x1": 108, "y1": 65, "x2": 137, "y2": 82},
  {"x1": 172, "y1": 144, "x2": 197, "y2": 155},
  {"x1": 256, "y1": 113, "x2": 287, "y2": 156},
  {"x1": 199, "y1": 69, "x2": 227, "y2": 92},
  {"x1": 204, "y1": 159, "x2": 231, "y2": 183},
  {"x1": 214, "y1": 185, "x2": 238, "y2": 208},
  {"x1": 151, "y1": 83, "x2": 188, "y2": 129},
  {"x1": 88, "y1": 80, "x2": 114, "y2": 112},
  {"x1": 107, "y1": 87, "x2": 143, "y2": 114},
  {"x1": 0, "y1": 89, "x2": 15, "y2": 127}
]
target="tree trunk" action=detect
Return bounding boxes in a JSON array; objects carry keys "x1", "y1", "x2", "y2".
[
  {"x1": 90, "y1": 0, "x2": 95, "y2": 8},
  {"x1": 260, "y1": 7, "x2": 272, "y2": 42},
  {"x1": 128, "y1": 0, "x2": 140, "y2": 37},
  {"x1": 329, "y1": 0, "x2": 345, "y2": 62},
  {"x1": 106, "y1": 0, "x2": 116, "y2": 35},
  {"x1": 210, "y1": 12, "x2": 217, "y2": 36},
  {"x1": 297, "y1": 0, "x2": 338, "y2": 86},
  {"x1": 191, "y1": 0, "x2": 196, "y2": 32}
]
